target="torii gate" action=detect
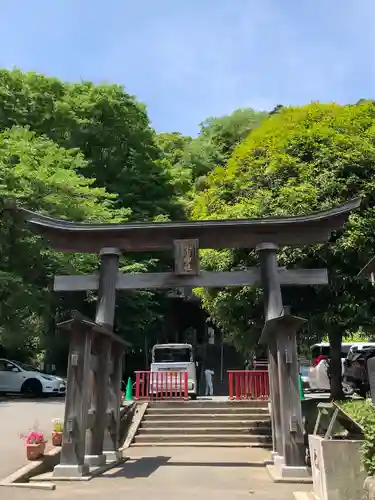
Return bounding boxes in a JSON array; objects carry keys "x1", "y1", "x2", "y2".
[{"x1": 12, "y1": 197, "x2": 360, "y2": 480}]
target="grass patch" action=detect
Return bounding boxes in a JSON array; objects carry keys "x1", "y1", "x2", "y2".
[{"x1": 340, "y1": 399, "x2": 375, "y2": 475}]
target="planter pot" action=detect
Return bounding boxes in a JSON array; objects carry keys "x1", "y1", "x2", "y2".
[
  {"x1": 26, "y1": 441, "x2": 46, "y2": 461},
  {"x1": 363, "y1": 476, "x2": 375, "y2": 500},
  {"x1": 309, "y1": 434, "x2": 366, "y2": 500},
  {"x1": 52, "y1": 431, "x2": 62, "y2": 447}
]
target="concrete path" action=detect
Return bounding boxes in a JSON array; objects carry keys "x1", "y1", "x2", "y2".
[
  {"x1": 0, "y1": 398, "x2": 64, "y2": 480},
  {"x1": 2, "y1": 447, "x2": 309, "y2": 500}
]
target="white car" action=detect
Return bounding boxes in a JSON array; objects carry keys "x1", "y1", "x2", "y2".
[
  {"x1": 308, "y1": 356, "x2": 338, "y2": 391},
  {"x1": 308, "y1": 342, "x2": 375, "y2": 393},
  {"x1": 0, "y1": 358, "x2": 66, "y2": 396}
]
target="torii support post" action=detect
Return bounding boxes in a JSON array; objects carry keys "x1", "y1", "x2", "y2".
[
  {"x1": 103, "y1": 341, "x2": 125, "y2": 461},
  {"x1": 85, "y1": 248, "x2": 121, "y2": 467},
  {"x1": 53, "y1": 321, "x2": 92, "y2": 478},
  {"x1": 53, "y1": 312, "x2": 129, "y2": 478},
  {"x1": 257, "y1": 243, "x2": 309, "y2": 479},
  {"x1": 258, "y1": 244, "x2": 283, "y2": 461}
]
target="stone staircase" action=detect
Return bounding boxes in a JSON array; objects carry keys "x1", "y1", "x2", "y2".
[{"x1": 131, "y1": 400, "x2": 272, "y2": 447}]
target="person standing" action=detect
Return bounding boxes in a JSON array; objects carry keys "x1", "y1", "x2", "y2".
[{"x1": 204, "y1": 368, "x2": 214, "y2": 396}]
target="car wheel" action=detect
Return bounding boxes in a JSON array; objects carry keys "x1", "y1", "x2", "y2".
[
  {"x1": 21, "y1": 379, "x2": 43, "y2": 398},
  {"x1": 342, "y1": 384, "x2": 355, "y2": 396}
]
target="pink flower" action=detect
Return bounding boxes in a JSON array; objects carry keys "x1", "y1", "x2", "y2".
[{"x1": 25, "y1": 431, "x2": 44, "y2": 445}]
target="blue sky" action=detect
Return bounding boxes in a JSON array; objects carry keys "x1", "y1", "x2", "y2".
[{"x1": 0, "y1": 1, "x2": 373, "y2": 136}]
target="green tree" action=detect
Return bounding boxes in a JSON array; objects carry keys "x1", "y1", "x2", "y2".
[
  {"x1": 179, "y1": 108, "x2": 267, "y2": 191},
  {"x1": 156, "y1": 132, "x2": 193, "y2": 214},
  {"x1": 193, "y1": 101, "x2": 375, "y2": 399},
  {"x1": 0, "y1": 69, "x2": 186, "y2": 364},
  {"x1": 0, "y1": 68, "x2": 181, "y2": 221},
  {"x1": 0, "y1": 126, "x2": 124, "y2": 358}
]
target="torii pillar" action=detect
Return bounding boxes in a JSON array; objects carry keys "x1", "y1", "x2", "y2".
[
  {"x1": 257, "y1": 243, "x2": 307, "y2": 479},
  {"x1": 85, "y1": 247, "x2": 121, "y2": 467}
]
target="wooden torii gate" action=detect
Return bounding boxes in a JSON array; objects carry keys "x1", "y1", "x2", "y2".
[{"x1": 13, "y1": 197, "x2": 360, "y2": 479}]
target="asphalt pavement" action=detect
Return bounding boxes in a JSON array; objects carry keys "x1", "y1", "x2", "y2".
[
  {"x1": 0, "y1": 447, "x2": 309, "y2": 500},
  {"x1": 0, "y1": 391, "x2": 330, "y2": 480},
  {"x1": 0, "y1": 397, "x2": 65, "y2": 479}
]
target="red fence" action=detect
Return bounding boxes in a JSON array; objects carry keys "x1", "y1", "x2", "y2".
[
  {"x1": 135, "y1": 371, "x2": 189, "y2": 400},
  {"x1": 228, "y1": 370, "x2": 269, "y2": 400}
]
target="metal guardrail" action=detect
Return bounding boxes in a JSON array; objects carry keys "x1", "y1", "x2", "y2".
[
  {"x1": 134, "y1": 370, "x2": 189, "y2": 400},
  {"x1": 228, "y1": 370, "x2": 270, "y2": 400}
]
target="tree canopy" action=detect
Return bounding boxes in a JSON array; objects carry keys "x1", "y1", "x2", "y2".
[
  {"x1": 0, "y1": 68, "x2": 181, "y2": 221},
  {"x1": 0, "y1": 69, "x2": 183, "y2": 365},
  {"x1": 1, "y1": 66, "x2": 375, "y2": 399},
  {"x1": 174, "y1": 108, "x2": 267, "y2": 192},
  {"x1": 0, "y1": 126, "x2": 122, "y2": 355},
  {"x1": 193, "y1": 101, "x2": 375, "y2": 397}
]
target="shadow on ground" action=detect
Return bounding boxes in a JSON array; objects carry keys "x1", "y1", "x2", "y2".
[{"x1": 102, "y1": 456, "x2": 266, "y2": 479}]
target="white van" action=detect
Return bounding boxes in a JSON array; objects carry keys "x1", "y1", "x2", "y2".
[{"x1": 150, "y1": 343, "x2": 197, "y2": 399}]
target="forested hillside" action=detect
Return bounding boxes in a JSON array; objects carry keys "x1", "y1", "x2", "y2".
[{"x1": 1, "y1": 68, "x2": 375, "y2": 398}]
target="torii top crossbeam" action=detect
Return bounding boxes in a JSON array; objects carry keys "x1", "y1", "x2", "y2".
[{"x1": 12, "y1": 198, "x2": 361, "y2": 253}]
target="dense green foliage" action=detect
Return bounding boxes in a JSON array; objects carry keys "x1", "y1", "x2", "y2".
[
  {"x1": 180, "y1": 108, "x2": 267, "y2": 191},
  {"x1": 1, "y1": 67, "x2": 375, "y2": 396},
  {"x1": 0, "y1": 69, "x2": 182, "y2": 366},
  {"x1": 0, "y1": 69, "x2": 181, "y2": 220},
  {"x1": 341, "y1": 400, "x2": 375, "y2": 475},
  {"x1": 155, "y1": 132, "x2": 193, "y2": 213},
  {"x1": 0, "y1": 126, "x2": 122, "y2": 356},
  {"x1": 193, "y1": 101, "x2": 375, "y2": 397}
]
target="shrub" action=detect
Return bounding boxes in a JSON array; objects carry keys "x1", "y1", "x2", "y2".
[{"x1": 341, "y1": 400, "x2": 375, "y2": 475}]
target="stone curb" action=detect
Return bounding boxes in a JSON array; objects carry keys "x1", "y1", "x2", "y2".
[
  {"x1": 121, "y1": 402, "x2": 148, "y2": 449},
  {"x1": 266, "y1": 464, "x2": 313, "y2": 484},
  {"x1": 0, "y1": 447, "x2": 61, "y2": 490}
]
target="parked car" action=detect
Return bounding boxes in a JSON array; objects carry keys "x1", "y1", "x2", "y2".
[
  {"x1": 0, "y1": 358, "x2": 66, "y2": 397},
  {"x1": 343, "y1": 346, "x2": 375, "y2": 398},
  {"x1": 307, "y1": 342, "x2": 354, "y2": 394}
]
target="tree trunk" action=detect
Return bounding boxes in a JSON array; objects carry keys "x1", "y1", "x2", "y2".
[{"x1": 329, "y1": 331, "x2": 344, "y2": 400}]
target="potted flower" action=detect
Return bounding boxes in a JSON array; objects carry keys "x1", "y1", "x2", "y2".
[
  {"x1": 25, "y1": 431, "x2": 46, "y2": 460},
  {"x1": 52, "y1": 419, "x2": 63, "y2": 446}
]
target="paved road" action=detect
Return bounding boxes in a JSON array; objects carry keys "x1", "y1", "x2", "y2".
[
  {"x1": 0, "y1": 397, "x2": 65, "y2": 479},
  {"x1": 0, "y1": 395, "x2": 321, "y2": 497},
  {"x1": 0, "y1": 392, "x2": 327, "y2": 481},
  {"x1": 1, "y1": 447, "x2": 309, "y2": 500}
]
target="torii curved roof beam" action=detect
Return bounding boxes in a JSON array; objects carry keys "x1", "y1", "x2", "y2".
[{"x1": 11, "y1": 198, "x2": 361, "y2": 253}]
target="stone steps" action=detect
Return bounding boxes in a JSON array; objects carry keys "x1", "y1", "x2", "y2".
[
  {"x1": 145, "y1": 412, "x2": 268, "y2": 420},
  {"x1": 148, "y1": 400, "x2": 268, "y2": 409},
  {"x1": 131, "y1": 442, "x2": 270, "y2": 448},
  {"x1": 147, "y1": 407, "x2": 269, "y2": 415},
  {"x1": 141, "y1": 419, "x2": 271, "y2": 428},
  {"x1": 138, "y1": 426, "x2": 271, "y2": 435},
  {"x1": 131, "y1": 400, "x2": 272, "y2": 448},
  {"x1": 133, "y1": 433, "x2": 272, "y2": 445}
]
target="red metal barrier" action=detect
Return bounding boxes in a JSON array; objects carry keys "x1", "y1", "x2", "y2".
[
  {"x1": 228, "y1": 370, "x2": 269, "y2": 400},
  {"x1": 135, "y1": 371, "x2": 189, "y2": 400}
]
